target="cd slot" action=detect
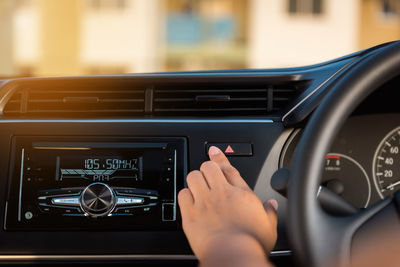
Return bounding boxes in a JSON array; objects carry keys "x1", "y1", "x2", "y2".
[{"x1": 32, "y1": 142, "x2": 168, "y2": 149}]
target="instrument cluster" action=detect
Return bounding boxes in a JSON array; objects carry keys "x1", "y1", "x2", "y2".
[{"x1": 280, "y1": 114, "x2": 400, "y2": 208}]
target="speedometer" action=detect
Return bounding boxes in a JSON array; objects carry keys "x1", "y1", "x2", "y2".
[{"x1": 373, "y1": 126, "x2": 400, "y2": 198}]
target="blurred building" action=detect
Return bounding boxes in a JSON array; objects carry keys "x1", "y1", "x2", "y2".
[
  {"x1": 248, "y1": 0, "x2": 360, "y2": 67},
  {"x1": 3, "y1": 0, "x2": 400, "y2": 77},
  {"x1": 359, "y1": 0, "x2": 400, "y2": 49},
  {"x1": 80, "y1": 0, "x2": 163, "y2": 74},
  {"x1": 0, "y1": 0, "x2": 15, "y2": 76},
  {"x1": 249, "y1": 0, "x2": 400, "y2": 67}
]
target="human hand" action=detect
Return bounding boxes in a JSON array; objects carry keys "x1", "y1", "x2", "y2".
[{"x1": 178, "y1": 146, "x2": 278, "y2": 261}]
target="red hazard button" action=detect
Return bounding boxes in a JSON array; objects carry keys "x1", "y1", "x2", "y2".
[
  {"x1": 206, "y1": 143, "x2": 253, "y2": 156},
  {"x1": 225, "y1": 145, "x2": 234, "y2": 154}
]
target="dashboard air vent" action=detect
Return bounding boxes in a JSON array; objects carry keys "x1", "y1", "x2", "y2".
[
  {"x1": 153, "y1": 82, "x2": 306, "y2": 116},
  {"x1": 4, "y1": 87, "x2": 145, "y2": 117},
  {"x1": 2, "y1": 78, "x2": 309, "y2": 118}
]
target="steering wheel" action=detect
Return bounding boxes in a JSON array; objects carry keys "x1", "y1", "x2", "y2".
[{"x1": 288, "y1": 42, "x2": 400, "y2": 267}]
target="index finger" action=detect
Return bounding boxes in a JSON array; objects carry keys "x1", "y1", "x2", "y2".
[{"x1": 208, "y1": 146, "x2": 250, "y2": 190}]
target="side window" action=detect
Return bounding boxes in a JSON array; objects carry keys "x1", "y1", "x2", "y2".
[
  {"x1": 381, "y1": 0, "x2": 399, "y2": 17},
  {"x1": 288, "y1": 0, "x2": 323, "y2": 15},
  {"x1": 88, "y1": 0, "x2": 127, "y2": 11}
]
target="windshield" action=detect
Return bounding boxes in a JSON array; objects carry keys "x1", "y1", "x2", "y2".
[{"x1": 0, "y1": 0, "x2": 399, "y2": 77}]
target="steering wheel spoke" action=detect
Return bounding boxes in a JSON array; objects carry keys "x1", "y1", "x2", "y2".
[
  {"x1": 350, "y1": 193, "x2": 400, "y2": 266},
  {"x1": 294, "y1": 197, "x2": 391, "y2": 267}
]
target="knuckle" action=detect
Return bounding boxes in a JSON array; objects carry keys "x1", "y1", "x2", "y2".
[
  {"x1": 200, "y1": 161, "x2": 218, "y2": 172},
  {"x1": 219, "y1": 188, "x2": 231, "y2": 200},
  {"x1": 240, "y1": 189, "x2": 256, "y2": 201},
  {"x1": 177, "y1": 188, "x2": 188, "y2": 200},
  {"x1": 187, "y1": 170, "x2": 201, "y2": 180},
  {"x1": 202, "y1": 197, "x2": 212, "y2": 209},
  {"x1": 210, "y1": 185, "x2": 232, "y2": 201},
  {"x1": 177, "y1": 190, "x2": 183, "y2": 200},
  {"x1": 186, "y1": 171, "x2": 200, "y2": 185},
  {"x1": 221, "y1": 182, "x2": 233, "y2": 193}
]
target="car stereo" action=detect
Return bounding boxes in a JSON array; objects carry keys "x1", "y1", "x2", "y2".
[{"x1": 5, "y1": 136, "x2": 186, "y2": 230}]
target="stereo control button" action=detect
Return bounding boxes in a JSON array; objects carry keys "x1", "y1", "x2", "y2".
[
  {"x1": 113, "y1": 208, "x2": 135, "y2": 215},
  {"x1": 114, "y1": 206, "x2": 155, "y2": 215},
  {"x1": 141, "y1": 206, "x2": 153, "y2": 213},
  {"x1": 38, "y1": 204, "x2": 52, "y2": 213},
  {"x1": 116, "y1": 196, "x2": 144, "y2": 205},
  {"x1": 164, "y1": 156, "x2": 174, "y2": 164},
  {"x1": 80, "y1": 183, "x2": 116, "y2": 217},
  {"x1": 51, "y1": 196, "x2": 80, "y2": 206},
  {"x1": 38, "y1": 188, "x2": 82, "y2": 196},
  {"x1": 115, "y1": 188, "x2": 159, "y2": 197},
  {"x1": 133, "y1": 206, "x2": 155, "y2": 215},
  {"x1": 163, "y1": 165, "x2": 173, "y2": 173},
  {"x1": 162, "y1": 203, "x2": 176, "y2": 221},
  {"x1": 62, "y1": 189, "x2": 82, "y2": 195},
  {"x1": 41, "y1": 207, "x2": 51, "y2": 213},
  {"x1": 62, "y1": 208, "x2": 81, "y2": 215}
]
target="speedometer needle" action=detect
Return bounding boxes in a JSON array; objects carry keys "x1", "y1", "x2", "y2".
[{"x1": 386, "y1": 181, "x2": 400, "y2": 190}]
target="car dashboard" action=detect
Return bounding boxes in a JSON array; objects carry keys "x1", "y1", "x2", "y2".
[{"x1": 0, "y1": 42, "x2": 398, "y2": 265}]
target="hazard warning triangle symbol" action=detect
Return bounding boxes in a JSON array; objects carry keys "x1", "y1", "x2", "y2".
[{"x1": 225, "y1": 145, "x2": 234, "y2": 154}]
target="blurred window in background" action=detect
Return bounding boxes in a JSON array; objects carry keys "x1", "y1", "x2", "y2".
[
  {"x1": 0, "y1": 0, "x2": 400, "y2": 78},
  {"x1": 89, "y1": 0, "x2": 127, "y2": 11},
  {"x1": 165, "y1": 0, "x2": 247, "y2": 71},
  {"x1": 288, "y1": 0, "x2": 323, "y2": 15},
  {"x1": 381, "y1": 0, "x2": 399, "y2": 17}
]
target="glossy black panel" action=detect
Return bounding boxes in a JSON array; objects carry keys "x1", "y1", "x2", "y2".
[{"x1": 0, "y1": 120, "x2": 283, "y2": 255}]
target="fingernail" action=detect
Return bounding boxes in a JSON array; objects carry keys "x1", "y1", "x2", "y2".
[
  {"x1": 209, "y1": 146, "x2": 221, "y2": 156},
  {"x1": 269, "y1": 199, "x2": 278, "y2": 211}
]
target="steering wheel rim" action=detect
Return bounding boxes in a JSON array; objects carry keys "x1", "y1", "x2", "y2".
[{"x1": 288, "y1": 41, "x2": 400, "y2": 267}]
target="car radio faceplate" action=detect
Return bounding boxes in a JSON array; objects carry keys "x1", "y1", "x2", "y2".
[{"x1": 5, "y1": 136, "x2": 186, "y2": 230}]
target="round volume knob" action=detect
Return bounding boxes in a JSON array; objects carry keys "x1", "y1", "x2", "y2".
[{"x1": 80, "y1": 183, "x2": 116, "y2": 217}]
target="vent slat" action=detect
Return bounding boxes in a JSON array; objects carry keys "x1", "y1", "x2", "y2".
[
  {"x1": 3, "y1": 87, "x2": 146, "y2": 117},
  {"x1": 154, "y1": 98, "x2": 194, "y2": 102},
  {"x1": 25, "y1": 109, "x2": 144, "y2": 113},
  {"x1": 30, "y1": 90, "x2": 144, "y2": 94},
  {"x1": 7, "y1": 100, "x2": 21, "y2": 104},
  {"x1": 273, "y1": 97, "x2": 291, "y2": 101},
  {"x1": 27, "y1": 99, "x2": 144, "y2": 103},
  {"x1": 154, "y1": 89, "x2": 268, "y2": 93},
  {"x1": 101, "y1": 99, "x2": 144, "y2": 103},
  {"x1": 154, "y1": 97, "x2": 267, "y2": 102},
  {"x1": 153, "y1": 82, "x2": 306, "y2": 116},
  {"x1": 154, "y1": 108, "x2": 266, "y2": 112}
]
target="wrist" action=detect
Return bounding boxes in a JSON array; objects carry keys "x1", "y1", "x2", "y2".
[{"x1": 199, "y1": 233, "x2": 270, "y2": 267}]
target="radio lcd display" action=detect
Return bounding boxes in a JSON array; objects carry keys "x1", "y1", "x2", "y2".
[{"x1": 57, "y1": 154, "x2": 142, "y2": 182}]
